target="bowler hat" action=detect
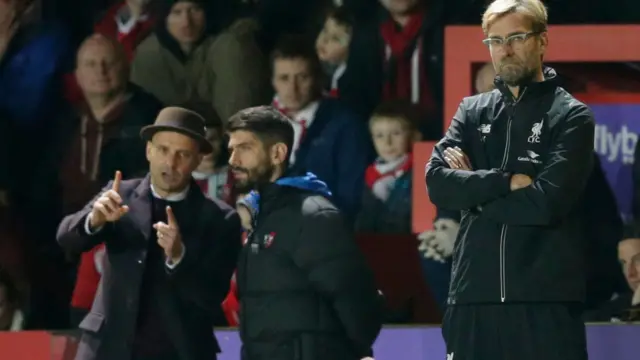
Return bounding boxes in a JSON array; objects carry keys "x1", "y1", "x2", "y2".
[{"x1": 140, "y1": 107, "x2": 213, "y2": 154}]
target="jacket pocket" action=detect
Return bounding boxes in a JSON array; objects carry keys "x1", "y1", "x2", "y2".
[{"x1": 78, "y1": 312, "x2": 105, "y2": 334}]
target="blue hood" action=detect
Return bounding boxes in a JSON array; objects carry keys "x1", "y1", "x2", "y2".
[
  {"x1": 237, "y1": 173, "x2": 332, "y2": 218},
  {"x1": 274, "y1": 172, "x2": 332, "y2": 197}
]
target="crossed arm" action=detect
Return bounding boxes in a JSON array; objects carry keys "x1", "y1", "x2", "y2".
[
  {"x1": 426, "y1": 102, "x2": 595, "y2": 226},
  {"x1": 425, "y1": 102, "x2": 516, "y2": 210}
]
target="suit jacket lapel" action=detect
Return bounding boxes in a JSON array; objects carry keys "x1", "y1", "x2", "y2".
[
  {"x1": 126, "y1": 176, "x2": 207, "y2": 242},
  {"x1": 128, "y1": 174, "x2": 153, "y2": 239},
  {"x1": 180, "y1": 180, "x2": 206, "y2": 246}
]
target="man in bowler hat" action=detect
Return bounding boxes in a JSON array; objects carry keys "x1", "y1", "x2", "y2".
[{"x1": 57, "y1": 107, "x2": 243, "y2": 360}]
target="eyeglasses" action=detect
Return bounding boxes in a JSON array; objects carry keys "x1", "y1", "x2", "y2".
[{"x1": 482, "y1": 32, "x2": 541, "y2": 48}]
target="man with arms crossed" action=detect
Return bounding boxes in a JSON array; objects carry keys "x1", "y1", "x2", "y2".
[
  {"x1": 228, "y1": 106, "x2": 382, "y2": 360},
  {"x1": 57, "y1": 107, "x2": 242, "y2": 360},
  {"x1": 426, "y1": 1, "x2": 594, "y2": 359}
]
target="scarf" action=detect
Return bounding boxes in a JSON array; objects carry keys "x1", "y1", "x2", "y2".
[
  {"x1": 380, "y1": 12, "x2": 435, "y2": 113},
  {"x1": 328, "y1": 62, "x2": 347, "y2": 98},
  {"x1": 365, "y1": 153, "x2": 412, "y2": 201},
  {"x1": 271, "y1": 96, "x2": 320, "y2": 165},
  {"x1": 192, "y1": 166, "x2": 231, "y2": 202}
]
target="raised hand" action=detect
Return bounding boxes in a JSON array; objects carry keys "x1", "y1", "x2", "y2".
[
  {"x1": 154, "y1": 206, "x2": 184, "y2": 262},
  {"x1": 90, "y1": 171, "x2": 129, "y2": 229}
]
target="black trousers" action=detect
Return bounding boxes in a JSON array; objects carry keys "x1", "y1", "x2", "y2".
[{"x1": 442, "y1": 303, "x2": 588, "y2": 360}]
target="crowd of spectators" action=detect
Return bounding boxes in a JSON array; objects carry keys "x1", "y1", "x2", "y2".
[{"x1": 1, "y1": 0, "x2": 640, "y2": 333}]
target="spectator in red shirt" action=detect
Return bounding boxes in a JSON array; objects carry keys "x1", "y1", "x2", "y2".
[
  {"x1": 94, "y1": 0, "x2": 156, "y2": 61},
  {"x1": 69, "y1": 244, "x2": 106, "y2": 326}
]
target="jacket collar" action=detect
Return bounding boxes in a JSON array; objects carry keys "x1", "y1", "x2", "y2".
[
  {"x1": 130, "y1": 174, "x2": 204, "y2": 239},
  {"x1": 494, "y1": 66, "x2": 558, "y2": 103},
  {"x1": 254, "y1": 175, "x2": 301, "y2": 217}
]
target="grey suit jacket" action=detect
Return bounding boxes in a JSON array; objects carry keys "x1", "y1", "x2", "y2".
[{"x1": 57, "y1": 175, "x2": 242, "y2": 360}]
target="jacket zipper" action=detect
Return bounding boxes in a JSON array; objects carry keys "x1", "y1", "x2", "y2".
[{"x1": 497, "y1": 88, "x2": 526, "y2": 302}]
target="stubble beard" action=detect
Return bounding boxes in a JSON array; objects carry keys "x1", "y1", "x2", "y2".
[
  {"x1": 233, "y1": 163, "x2": 276, "y2": 194},
  {"x1": 498, "y1": 60, "x2": 537, "y2": 87}
]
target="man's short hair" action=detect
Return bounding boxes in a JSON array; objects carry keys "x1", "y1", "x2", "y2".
[
  {"x1": 227, "y1": 106, "x2": 295, "y2": 165},
  {"x1": 370, "y1": 100, "x2": 421, "y2": 131},
  {"x1": 482, "y1": 0, "x2": 548, "y2": 35},
  {"x1": 270, "y1": 34, "x2": 323, "y2": 78}
]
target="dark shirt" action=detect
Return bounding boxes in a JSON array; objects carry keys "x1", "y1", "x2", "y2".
[{"x1": 132, "y1": 195, "x2": 188, "y2": 357}]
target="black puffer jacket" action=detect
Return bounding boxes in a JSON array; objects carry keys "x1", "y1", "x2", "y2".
[{"x1": 237, "y1": 179, "x2": 382, "y2": 360}]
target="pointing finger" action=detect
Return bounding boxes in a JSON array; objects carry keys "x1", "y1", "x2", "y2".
[
  {"x1": 112, "y1": 170, "x2": 122, "y2": 193},
  {"x1": 166, "y1": 206, "x2": 178, "y2": 228}
]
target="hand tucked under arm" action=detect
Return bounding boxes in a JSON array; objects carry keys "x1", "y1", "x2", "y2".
[
  {"x1": 480, "y1": 107, "x2": 595, "y2": 225},
  {"x1": 426, "y1": 102, "x2": 512, "y2": 210}
]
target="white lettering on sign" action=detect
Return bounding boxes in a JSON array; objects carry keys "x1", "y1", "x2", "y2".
[{"x1": 593, "y1": 124, "x2": 637, "y2": 164}]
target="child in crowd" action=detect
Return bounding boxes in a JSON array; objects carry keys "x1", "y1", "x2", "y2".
[
  {"x1": 355, "y1": 100, "x2": 421, "y2": 234},
  {"x1": 315, "y1": 6, "x2": 353, "y2": 98},
  {"x1": 185, "y1": 102, "x2": 233, "y2": 204}
]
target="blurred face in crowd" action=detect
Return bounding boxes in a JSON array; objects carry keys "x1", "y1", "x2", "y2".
[
  {"x1": 272, "y1": 57, "x2": 318, "y2": 112},
  {"x1": 196, "y1": 127, "x2": 223, "y2": 172},
  {"x1": 379, "y1": 0, "x2": 420, "y2": 15},
  {"x1": 370, "y1": 117, "x2": 416, "y2": 162},
  {"x1": 75, "y1": 35, "x2": 127, "y2": 98},
  {"x1": 147, "y1": 131, "x2": 203, "y2": 195},
  {"x1": 228, "y1": 130, "x2": 285, "y2": 193},
  {"x1": 475, "y1": 62, "x2": 497, "y2": 94},
  {"x1": 618, "y1": 238, "x2": 640, "y2": 292},
  {"x1": 166, "y1": 1, "x2": 206, "y2": 46},
  {"x1": 315, "y1": 17, "x2": 351, "y2": 65},
  {"x1": 485, "y1": 12, "x2": 547, "y2": 87}
]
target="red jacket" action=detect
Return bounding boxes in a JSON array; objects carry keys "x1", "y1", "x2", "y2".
[
  {"x1": 221, "y1": 231, "x2": 247, "y2": 326},
  {"x1": 70, "y1": 244, "x2": 105, "y2": 309}
]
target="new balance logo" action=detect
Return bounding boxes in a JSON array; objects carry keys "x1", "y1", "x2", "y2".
[
  {"x1": 446, "y1": 352, "x2": 454, "y2": 360},
  {"x1": 478, "y1": 124, "x2": 491, "y2": 134}
]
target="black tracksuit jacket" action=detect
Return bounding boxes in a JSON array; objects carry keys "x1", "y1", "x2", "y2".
[
  {"x1": 426, "y1": 67, "x2": 595, "y2": 305},
  {"x1": 237, "y1": 183, "x2": 382, "y2": 360}
]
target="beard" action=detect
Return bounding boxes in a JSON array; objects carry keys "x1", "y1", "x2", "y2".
[
  {"x1": 497, "y1": 57, "x2": 536, "y2": 87},
  {"x1": 231, "y1": 161, "x2": 277, "y2": 194}
]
